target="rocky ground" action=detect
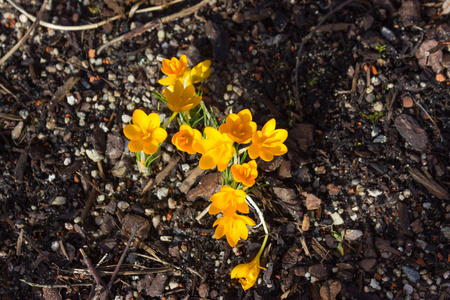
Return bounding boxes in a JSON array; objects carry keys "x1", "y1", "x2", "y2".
[{"x1": 0, "y1": 0, "x2": 449, "y2": 299}]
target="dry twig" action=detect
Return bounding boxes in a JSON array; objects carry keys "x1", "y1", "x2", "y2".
[
  {"x1": 97, "y1": 0, "x2": 210, "y2": 53},
  {"x1": 5, "y1": 0, "x2": 185, "y2": 31}
]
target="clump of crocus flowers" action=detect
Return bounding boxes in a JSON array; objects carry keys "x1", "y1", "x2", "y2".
[{"x1": 123, "y1": 55, "x2": 288, "y2": 291}]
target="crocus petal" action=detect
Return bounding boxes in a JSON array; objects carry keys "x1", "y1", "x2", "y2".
[
  {"x1": 133, "y1": 109, "x2": 150, "y2": 130},
  {"x1": 248, "y1": 144, "x2": 260, "y2": 160},
  {"x1": 262, "y1": 119, "x2": 276, "y2": 135},
  {"x1": 231, "y1": 264, "x2": 250, "y2": 279},
  {"x1": 226, "y1": 228, "x2": 240, "y2": 247},
  {"x1": 147, "y1": 113, "x2": 162, "y2": 131},
  {"x1": 128, "y1": 139, "x2": 144, "y2": 153},
  {"x1": 123, "y1": 124, "x2": 142, "y2": 140},
  {"x1": 152, "y1": 127, "x2": 167, "y2": 143},
  {"x1": 238, "y1": 109, "x2": 252, "y2": 124},
  {"x1": 214, "y1": 221, "x2": 226, "y2": 239},
  {"x1": 143, "y1": 140, "x2": 159, "y2": 155},
  {"x1": 259, "y1": 149, "x2": 274, "y2": 162},
  {"x1": 199, "y1": 155, "x2": 215, "y2": 170}
]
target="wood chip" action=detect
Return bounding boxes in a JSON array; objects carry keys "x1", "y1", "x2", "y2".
[
  {"x1": 408, "y1": 167, "x2": 449, "y2": 200},
  {"x1": 179, "y1": 166, "x2": 206, "y2": 194}
]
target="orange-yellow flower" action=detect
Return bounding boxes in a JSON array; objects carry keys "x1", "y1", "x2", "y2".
[
  {"x1": 219, "y1": 109, "x2": 257, "y2": 144},
  {"x1": 123, "y1": 109, "x2": 167, "y2": 154},
  {"x1": 209, "y1": 186, "x2": 248, "y2": 215},
  {"x1": 171, "y1": 124, "x2": 202, "y2": 154},
  {"x1": 193, "y1": 127, "x2": 235, "y2": 171},
  {"x1": 162, "y1": 80, "x2": 202, "y2": 113},
  {"x1": 213, "y1": 211, "x2": 255, "y2": 247},
  {"x1": 248, "y1": 119, "x2": 288, "y2": 161},
  {"x1": 231, "y1": 160, "x2": 258, "y2": 187},
  {"x1": 158, "y1": 55, "x2": 189, "y2": 86},
  {"x1": 230, "y1": 236, "x2": 267, "y2": 290}
]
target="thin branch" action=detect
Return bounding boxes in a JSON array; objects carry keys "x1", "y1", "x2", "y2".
[
  {"x1": 0, "y1": 0, "x2": 48, "y2": 67},
  {"x1": 97, "y1": 0, "x2": 210, "y2": 54},
  {"x1": 20, "y1": 279, "x2": 93, "y2": 288},
  {"x1": 79, "y1": 249, "x2": 106, "y2": 287},
  {"x1": 5, "y1": 0, "x2": 186, "y2": 32},
  {"x1": 100, "y1": 225, "x2": 140, "y2": 299}
]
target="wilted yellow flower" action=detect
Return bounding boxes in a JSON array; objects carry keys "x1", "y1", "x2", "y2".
[
  {"x1": 231, "y1": 160, "x2": 258, "y2": 187},
  {"x1": 219, "y1": 109, "x2": 257, "y2": 144},
  {"x1": 158, "y1": 55, "x2": 189, "y2": 86},
  {"x1": 248, "y1": 119, "x2": 288, "y2": 161},
  {"x1": 123, "y1": 109, "x2": 167, "y2": 154},
  {"x1": 209, "y1": 186, "x2": 248, "y2": 215},
  {"x1": 193, "y1": 127, "x2": 235, "y2": 171},
  {"x1": 213, "y1": 211, "x2": 255, "y2": 247},
  {"x1": 230, "y1": 236, "x2": 267, "y2": 291},
  {"x1": 171, "y1": 124, "x2": 202, "y2": 154},
  {"x1": 163, "y1": 80, "x2": 202, "y2": 113}
]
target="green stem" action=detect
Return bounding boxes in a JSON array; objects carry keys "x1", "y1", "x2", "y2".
[
  {"x1": 256, "y1": 234, "x2": 269, "y2": 257},
  {"x1": 164, "y1": 111, "x2": 178, "y2": 129}
]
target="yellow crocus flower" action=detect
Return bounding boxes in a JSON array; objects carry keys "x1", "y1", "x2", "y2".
[
  {"x1": 171, "y1": 124, "x2": 202, "y2": 154},
  {"x1": 219, "y1": 109, "x2": 257, "y2": 144},
  {"x1": 213, "y1": 211, "x2": 255, "y2": 247},
  {"x1": 231, "y1": 160, "x2": 258, "y2": 187},
  {"x1": 209, "y1": 186, "x2": 248, "y2": 215},
  {"x1": 162, "y1": 80, "x2": 202, "y2": 113},
  {"x1": 123, "y1": 109, "x2": 167, "y2": 154},
  {"x1": 193, "y1": 127, "x2": 235, "y2": 171},
  {"x1": 248, "y1": 119, "x2": 288, "y2": 161},
  {"x1": 231, "y1": 235, "x2": 268, "y2": 291}
]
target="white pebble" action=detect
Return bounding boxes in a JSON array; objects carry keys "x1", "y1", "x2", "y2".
[
  {"x1": 11, "y1": 121, "x2": 23, "y2": 140},
  {"x1": 51, "y1": 241, "x2": 60, "y2": 251},
  {"x1": 52, "y1": 196, "x2": 67, "y2": 206},
  {"x1": 67, "y1": 94, "x2": 76, "y2": 105}
]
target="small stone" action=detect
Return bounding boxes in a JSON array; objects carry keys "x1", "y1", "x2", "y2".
[
  {"x1": 371, "y1": 126, "x2": 381, "y2": 137},
  {"x1": 19, "y1": 109, "x2": 29, "y2": 119},
  {"x1": 442, "y1": 226, "x2": 450, "y2": 240},
  {"x1": 156, "y1": 187, "x2": 169, "y2": 200},
  {"x1": 121, "y1": 214, "x2": 150, "y2": 241},
  {"x1": 345, "y1": 229, "x2": 363, "y2": 241},
  {"x1": 370, "y1": 278, "x2": 381, "y2": 290},
  {"x1": 52, "y1": 196, "x2": 67, "y2": 206},
  {"x1": 152, "y1": 215, "x2": 161, "y2": 228},
  {"x1": 117, "y1": 201, "x2": 130, "y2": 211},
  {"x1": 112, "y1": 159, "x2": 131, "y2": 178},
  {"x1": 373, "y1": 101, "x2": 383, "y2": 111},
  {"x1": 402, "y1": 96, "x2": 414, "y2": 108},
  {"x1": 373, "y1": 135, "x2": 387, "y2": 143},
  {"x1": 160, "y1": 236, "x2": 173, "y2": 242},
  {"x1": 127, "y1": 74, "x2": 135, "y2": 83},
  {"x1": 302, "y1": 192, "x2": 322, "y2": 210},
  {"x1": 168, "y1": 198, "x2": 176, "y2": 209},
  {"x1": 232, "y1": 12, "x2": 244, "y2": 24},
  {"x1": 355, "y1": 185, "x2": 365, "y2": 197},
  {"x1": 122, "y1": 114, "x2": 132, "y2": 123},
  {"x1": 51, "y1": 241, "x2": 60, "y2": 251},
  {"x1": 198, "y1": 283, "x2": 209, "y2": 298},
  {"x1": 85, "y1": 149, "x2": 104, "y2": 162},
  {"x1": 381, "y1": 26, "x2": 396, "y2": 41},
  {"x1": 402, "y1": 266, "x2": 420, "y2": 283},
  {"x1": 11, "y1": 121, "x2": 23, "y2": 140},
  {"x1": 164, "y1": 281, "x2": 176, "y2": 291},
  {"x1": 359, "y1": 258, "x2": 377, "y2": 272},
  {"x1": 403, "y1": 283, "x2": 413, "y2": 294},
  {"x1": 19, "y1": 14, "x2": 28, "y2": 23},
  {"x1": 157, "y1": 30, "x2": 165, "y2": 41},
  {"x1": 330, "y1": 212, "x2": 344, "y2": 225}
]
